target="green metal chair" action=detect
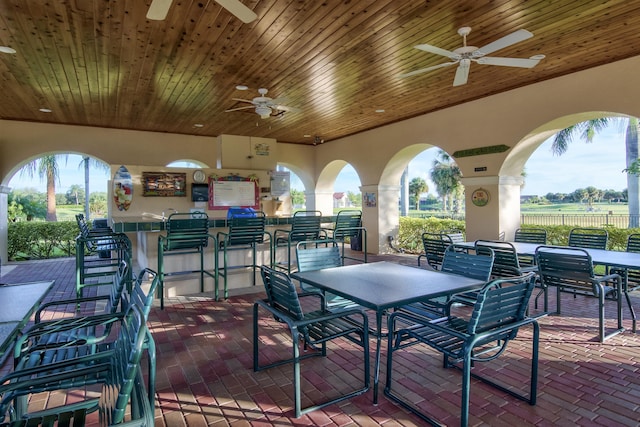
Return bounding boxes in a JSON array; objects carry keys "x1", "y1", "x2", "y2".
[
  {"x1": 417, "y1": 232, "x2": 452, "y2": 270},
  {"x1": 76, "y1": 232, "x2": 132, "y2": 299},
  {"x1": 0, "y1": 363, "x2": 152, "y2": 426},
  {"x1": 273, "y1": 210, "x2": 325, "y2": 273},
  {"x1": 610, "y1": 233, "x2": 640, "y2": 292},
  {"x1": 399, "y1": 244, "x2": 494, "y2": 320},
  {"x1": 217, "y1": 211, "x2": 270, "y2": 298},
  {"x1": 386, "y1": 273, "x2": 540, "y2": 427},
  {"x1": 0, "y1": 304, "x2": 153, "y2": 422},
  {"x1": 475, "y1": 240, "x2": 538, "y2": 278},
  {"x1": 13, "y1": 270, "x2": 159, "y2": 406},
  {"x1": 325, "y1": 210, "x2": 367, "y2": 264},
  {"x1": 568, "y1": 227, "x2": 608, "y2": 249},
  {"x1": 514, "y1": 227, "x2": 547, "y2": 266},
  {"x1": 157, "y1": 212, "x2": 216, "y2": 308},
  {"x1": 295, "y1": 240, "x2": 361, "y2": 310},
  {"x1": 253, "y1": 266, "x2": 370, "y2": 418},
  {"x1": 535, "y1": 245, "x2": 634, "y2": 342}
]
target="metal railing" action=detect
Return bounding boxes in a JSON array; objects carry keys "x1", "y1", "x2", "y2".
[{"x1": 521, "y1": 214, "x2": 640, "y2": 229}]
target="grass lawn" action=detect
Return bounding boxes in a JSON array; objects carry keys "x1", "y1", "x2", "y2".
[{"x1": 520, "y1": 202, "x2": 629, "y2": 214}]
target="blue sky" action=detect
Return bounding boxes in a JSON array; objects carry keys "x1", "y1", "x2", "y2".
[{"x1": 8, "y1": 123, "x2": 629, "y2": 196}]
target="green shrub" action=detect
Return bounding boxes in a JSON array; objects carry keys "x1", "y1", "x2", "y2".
[
  {"x1": 8, "y1": 221, "x2": 77, "y2": 260},
  {"x1": 398, "y1": 217, "x2": 465, "y2": 254}
]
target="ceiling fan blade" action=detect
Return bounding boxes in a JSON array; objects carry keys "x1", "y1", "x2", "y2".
[
  {"x1": 398, "y1": 61, "x2": 457, "y2": 78},
  {"x1": 215, "y1": 0, "x2": 257, "y2": 23},
  {"x1": 231, "y1": 98, "x2": 255, "y2": 103},
  {"x1": 225, "y1": 106, "x2": 254, "y2": 112},
  {"x1": 274, "y1": 105, "x2": 300, "y2": 113},
  {"x1": 453, "y1": 62, "x2": 470, "y2": 86},
  {"x1": 475, "y1": 29, "x2": 533, "y2": 56},
  {"x1": 414, "y1": 44, "x2": 458, "y2": 59},
  {"x1": 478, "y1": 56, "x2": 541, "y2": 68},
  {"x1": 147, "y1": 0, "x2": 172, "y2": 20}
]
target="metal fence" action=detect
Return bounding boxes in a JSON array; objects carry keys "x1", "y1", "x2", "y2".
[
  {"x1": 521, "y1": 214, "x2": 640, "y2": 228},
  {"x1": 407, "y1": 212, "x2": 640, "y2": 229}
]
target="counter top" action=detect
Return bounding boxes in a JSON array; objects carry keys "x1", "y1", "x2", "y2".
[{"x1": 110, "y1": 215, "x2": 336, "y2": 233}]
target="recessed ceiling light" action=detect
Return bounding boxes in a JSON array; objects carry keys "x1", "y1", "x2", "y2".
[
  {"x1": 375, "y1": 109, "x2": 385, "y2": 113},
  {"x1": 0, "y1": 46, "x2": 16, "y2": 54},
  {"x1": 303, "y1": 134, "x2": 311, "y2": 138},
  {"x1": 193, "y1": 123, "x2": 204, "y2": 128},
  {"x1": 236, "y1": 85, "x2": 248, "y2": 90},
  {"x1": 530, "y1": 54, "x2": 546, "y2": 60},
  {"x1": 39, "y1": 108, "x2": 52, "y2": 113}
]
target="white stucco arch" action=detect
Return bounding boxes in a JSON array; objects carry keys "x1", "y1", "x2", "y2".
[{"x1": 2, "y1": 150, "x2": 110, "y2": 189}]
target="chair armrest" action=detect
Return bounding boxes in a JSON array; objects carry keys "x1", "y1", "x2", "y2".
[
  {"x1": 35, "y1": 294, "x2": 114, "y2": 322},
  {"x1": 255, "y1": 299, "x2": 368, "y2": 329},
  {"x1": 0, "y1": 360, "x2": 113, "y2": 398},
  {"x1": 14, "y1": 313, "x2": 125, "y2": 360},
  {"x1": 594, "y1": 273, "x2": 621, "y2": 284}
]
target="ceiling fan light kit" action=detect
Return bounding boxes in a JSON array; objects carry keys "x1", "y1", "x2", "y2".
[
  {"x1": 400, "y1": 26, "x2": 544, "y2": 86},
  {"x1": 225, "y1": 87, "x2": 300, "y2": 119}
]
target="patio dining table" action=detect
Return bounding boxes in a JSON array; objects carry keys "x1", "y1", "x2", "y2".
[
  {"x1": 459, "y1": 241, "x2": 640, "y2": 270},
  {"x1": 291, "y1": 261, "x2": 485, "y2": 404},
  {"x1": 0, "y1": 281, "x2": 54, "y2": 363}
]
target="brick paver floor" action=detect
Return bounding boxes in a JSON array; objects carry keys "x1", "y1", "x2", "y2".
[{"x1": 1, "y1": 254, "x2": 639, "y2": 426}]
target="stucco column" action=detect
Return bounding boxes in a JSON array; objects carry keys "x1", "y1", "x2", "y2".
[
  {"x1": 361, "y1": 184, "x2": 399, "y2": 255},
  {"x1": 310, "y1": 190, "x2": 333, "y2": 216},
  {"x1": 461, "y1": 175, "x2": 523, "y2": 241},
  {"x1": 0, "y1": 186, "x2": 9, "y2": 266}
]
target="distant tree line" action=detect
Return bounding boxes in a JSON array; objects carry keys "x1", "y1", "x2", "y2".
[{"x1": 524, "y1": 186, "x2": 627, "y2": 205}]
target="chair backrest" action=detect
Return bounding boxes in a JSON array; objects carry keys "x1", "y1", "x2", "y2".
[
  {"x1": 260, "y1": 265, "x2": 304, "y2": 321},
  {"x1": 107, "y1": 260, "x2": 130, "y2": 313},
  {"x1": 163, "y1": 212, "x2": 210, "y2": 250},
  {"x1": 626, "y1": 233, "x2": 640, "y2": 253},
  {"x1": 122, "y1": 268, "x2": 159, "y2": 319},
  {"x1": 568, "y1": 227, "x2": 608, "y2": 250},
  {"x1": 467, "y1": 273, "x2": 536, "y2": 336},
  {"x1": 296, "y1": 240, "x2": 342, "y2": 271},
  {"x1": 225, "y1": 211, "x2": 267, "y2": 245},
  {"x1": 106, "y1": 304, "x2": 149, "y2": 424},
  {"x1": 514, "y1": 228, "x2": 547, "y2": 244},
  {"x1": 332, "y1": 210, "x2": 362, "y2": 240},
  {"x1": 442, "y1": 230, "x2": 465, "y2": 244},
  {"x1": 474, "y1": 240, "x2": 522, "y2": 277},
  {"x1": 440, "y1": 244, "x2": 494, "y2": 281},
  {"x1": 421, "y1": 232, "x2": 450, "y2": 270},
  {"x1": 289, "y1": 210, "x2": 323, "y2": 242},
  {"x1": 535, "y1": 245, "x2": 595, "y2": 290}
]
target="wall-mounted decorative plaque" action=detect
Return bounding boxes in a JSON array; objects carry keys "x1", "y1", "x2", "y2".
[{"x1": 142, "y1": 172, "x2": 187, "y2": 197}]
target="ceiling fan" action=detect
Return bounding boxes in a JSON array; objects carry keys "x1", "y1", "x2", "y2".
[
  {"x1": 399, "y1": 26, "x2": 545, "y2": 86},
  {"x1": 147, "y1": 0, "x2": 257, "y2": 23},
  {"x1": 225, "y1": 88, "x2": 300, "y2": 119}
]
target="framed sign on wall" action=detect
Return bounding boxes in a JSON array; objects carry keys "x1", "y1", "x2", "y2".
[
  {"x1": 471, "y1": 188, "x2": 490, "y2": 207},
  {"x1": 142, "y1": 172, "x2": 187, "y2": 197},
  {"x1": 208, "y1": 175, "x2": 260, "y2": 210}
]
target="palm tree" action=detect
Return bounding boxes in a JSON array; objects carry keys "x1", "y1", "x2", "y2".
[
  {"x1": 78, "y1": 156, "x2": 110, "y2": 220},
  {"x1": 20, "y1": 155, "x2": 67, "y2": 221},
  {"x1": 551, "y1": 117, "x2": 640, "y2": 227},
  {"x1": 408, "y1": 177, "x2": 428, "y2": 210},
  {"x1": 430, "y1": 150, "x2": 462, "y2": 212}
]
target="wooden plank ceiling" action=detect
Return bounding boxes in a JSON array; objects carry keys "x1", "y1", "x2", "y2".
[{"x1": 1, "y1": 0, "x2": 640, "y2": 145}]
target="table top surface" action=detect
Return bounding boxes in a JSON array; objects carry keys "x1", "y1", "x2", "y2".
[
  {"x1": 291, "y1": 261, "x2": 484, "y2": 311},
  {"x1": 460, "y1": 241, "x2": 640, "y2": 269},
  {"x1": 0, "y1": 281, "x2": 54, "y2": 360}
]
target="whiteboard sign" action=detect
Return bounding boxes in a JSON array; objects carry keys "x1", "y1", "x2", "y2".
[{"x1": 208, "y1": 179, "x2": 259, "y2": 210}]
